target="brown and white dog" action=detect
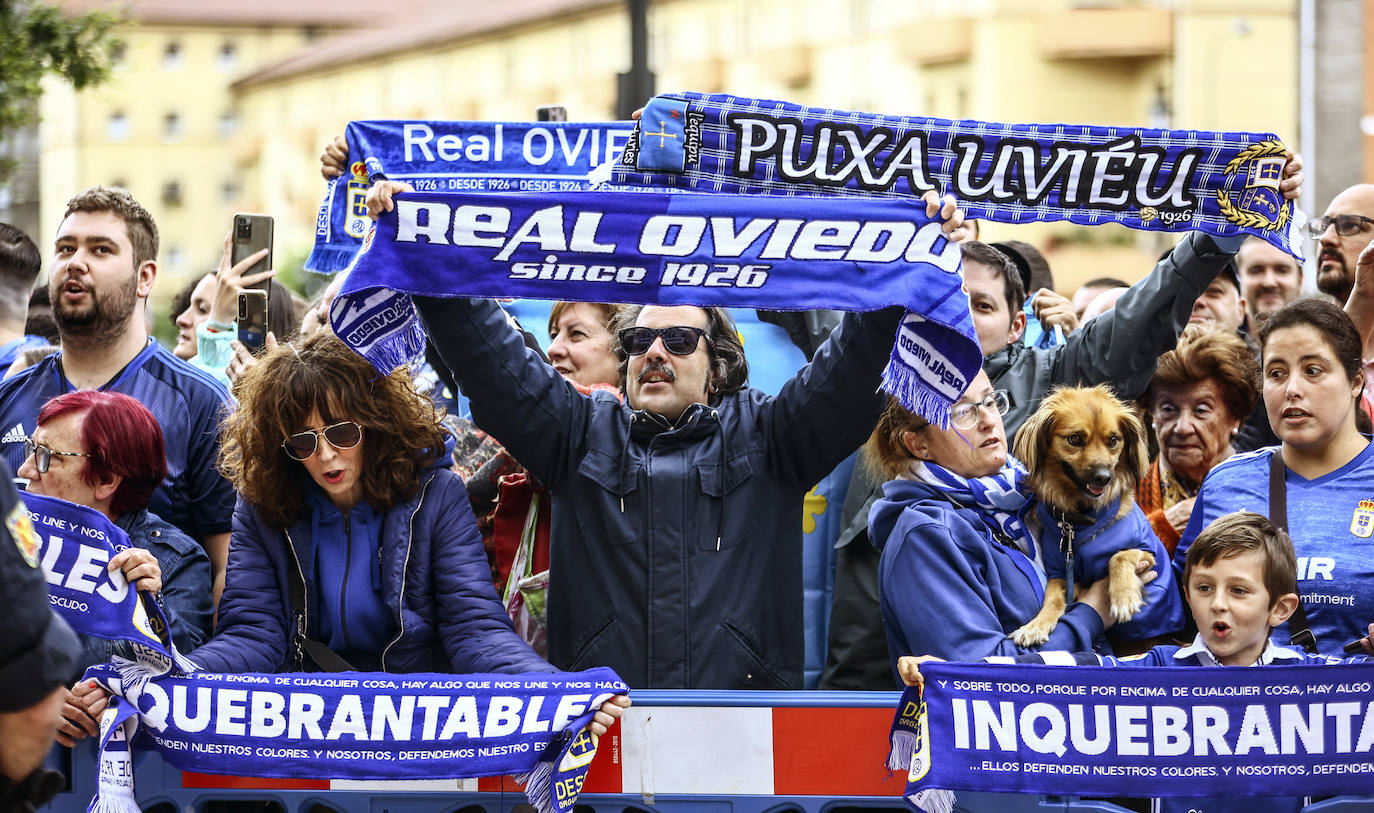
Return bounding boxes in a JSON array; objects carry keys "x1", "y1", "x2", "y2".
[{"x1": 1010, "y1": 385, "x2": 1154, "y2": 646}]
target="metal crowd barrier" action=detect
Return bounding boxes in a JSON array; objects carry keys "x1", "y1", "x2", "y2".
[{"x1": 39, "y1": 690, "x2": 1374, "y2": 813}]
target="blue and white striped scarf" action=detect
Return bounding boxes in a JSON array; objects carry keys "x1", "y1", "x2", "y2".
[
  {"x1": 612, "y1": 93, "x2": 1303, "y2": 259},
  {"x1": 905, "y1": 458, "x2": 1035, "y2": 559}
]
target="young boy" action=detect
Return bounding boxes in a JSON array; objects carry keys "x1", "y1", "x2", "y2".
[{"x1": 898, "y1": 511, "x2": 1373, "y2": 813}]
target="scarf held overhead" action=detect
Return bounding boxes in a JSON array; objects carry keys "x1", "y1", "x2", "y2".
[
  {"x1": 307, "y1": 120, "x2": 636, "y2": 273},
  {"x1": 612, "y1": 93, "x2": 1302, "y2": 259},
  {"x1": 85, "y1": 665, "x2": 627, "y2": 813},
  {"x1": 887, "y1": 661, "x2": 1374, "y2": 812},
  {"x1": 330, "y1": 189, "x2": 980, "y2": 427}
]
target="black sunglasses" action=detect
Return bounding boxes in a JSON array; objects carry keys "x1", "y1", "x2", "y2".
[
  {"x1": 23, "y1": 439, "x2": 90, "y2": 474},
  {"x1": 618, "y1": 326, "x2": 707, "y2": 356},
  {"x1": 281, "y1": 421, "x2": 364, "y2": 461}
]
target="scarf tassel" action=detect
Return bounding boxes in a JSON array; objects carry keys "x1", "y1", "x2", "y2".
[{"x1": 881, "y1": 356, "x2": 952, "y2": 430}]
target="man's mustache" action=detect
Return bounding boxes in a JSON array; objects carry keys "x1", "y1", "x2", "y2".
[{"x1": 637, "y1": 360, "x2": 675, "y2": 384}]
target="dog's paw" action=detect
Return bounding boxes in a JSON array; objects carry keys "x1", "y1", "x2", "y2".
[
  {"x1": 1109, "y1": 579, "x2": 1147, "y2": 623},
  {"x1": 1012, "y1": 621, "x2": 1051, "y2": 647}
]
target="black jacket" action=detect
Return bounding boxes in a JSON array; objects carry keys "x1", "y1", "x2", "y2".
[{"x1": 416, "y1": 296, "x2": 901, "y2": 689}]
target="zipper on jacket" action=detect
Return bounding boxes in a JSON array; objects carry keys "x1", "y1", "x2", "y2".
[
  {"x1": 283, "y1": 529, "x2": 309, "y2": 671},
  {"x1": 339, "y1": 510, "x2": 352, "y2": 650},
  {"x1": 379, "y1": 473, "x2": 431, "y2": 671}
]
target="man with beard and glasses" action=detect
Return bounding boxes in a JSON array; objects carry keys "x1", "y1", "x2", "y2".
[
  {"x1": 0, "y1": 188, "x2": 234, "y2": 605},
  {"x1": 1311, "y1": 184, "x2": 1374, "y2": 305}
]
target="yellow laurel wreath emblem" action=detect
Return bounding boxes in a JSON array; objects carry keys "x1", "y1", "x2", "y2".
[
  {"x1": 1216, "y1": 191, "x2": 1290, "y2": 232},
  {"x1": 1217, "y1": 139, "x2": 1289, "y2": 232},
  {"x1": 1222, "y1": 139, "x2": 1286, "y2": 175}
]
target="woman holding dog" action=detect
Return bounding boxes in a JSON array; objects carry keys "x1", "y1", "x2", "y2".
[
  {"x1": 871, "y1": 369, "x2": 1170, "y2": 666},
  {"x1": 1138, "y1": 324, "x2": 1260, "y2": 554},
  {"x1": 1176, "y1": 298, "x2": 1374, "y2": 657}
]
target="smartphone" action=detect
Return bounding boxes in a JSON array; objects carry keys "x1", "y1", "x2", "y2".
[
  {"x1": 231, "y1": 213, "x2": 273, "y2": 292},
  {"x1": 238, "y1": 290, "x2": 269, "y2": 355}
]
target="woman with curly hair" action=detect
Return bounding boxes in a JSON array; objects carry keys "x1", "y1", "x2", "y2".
[{"x1": 187, "y1": 331, "x2": 561, "y2": 676}]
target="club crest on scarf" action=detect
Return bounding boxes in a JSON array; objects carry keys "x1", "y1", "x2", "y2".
[
  {"x1": 613, "y1": 92, "x2": 1302, "y2": 260},
  {"x1": 1215, "y1": 140, "x2": 1289, "y2": 233}
]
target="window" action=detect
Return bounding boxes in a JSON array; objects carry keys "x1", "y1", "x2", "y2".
[
  {"x1": 220, "y1": 180, "x2": 240, "y2": 203},
  {"x1": 110, "y1": 41, "x2": 127, "y2": 69},
  {"x1": 218, "y1": 110, "x2": 239, "y2": 139},
  {"x1": 165, "y1": 244, "x2": 184, "y2": 271},
  {"x1": 163, "y1": 112, "x2": 183, "y2": 141},
  {"x1": 217, "y1": 41, "x2": 238, "y2": 72},
  {"x1": 109, "y1": 178, "x2": 127, "y2": 190},
  {"x1": 106, "y1": 110, "x2": 128, "y2": 142},
  {"x1": 162, "y1": 40, "x2": 183, "y2": 71},
  {"x1": 162, "y1": 181, "x2": 183, "y2": 207}
]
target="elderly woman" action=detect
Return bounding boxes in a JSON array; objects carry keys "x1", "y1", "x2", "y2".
[
  {"x1": 22, "y1": 391, "x2": 214, "y2": 666},
  {"x1": 1138, "y1": 323, "x2": 1260, "y2": 555},
  {"x1": 28, "y1": 391, "x2": 214, "y2": 748},
  {"x1": 872, "y1": 370, "x2": 1174, "y2": 668}
]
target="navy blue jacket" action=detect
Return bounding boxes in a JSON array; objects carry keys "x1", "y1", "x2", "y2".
[
  {"x1": 874, "y1": 477, "x2": 1107, "y2": 670},
  {"x1": 416, "y1": 296, "x2": 902, "y2": 689},
  {"x1": 190, "y1": 468, "x2": 550, "y2": 675}
]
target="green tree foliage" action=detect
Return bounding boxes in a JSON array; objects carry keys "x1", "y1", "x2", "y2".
[{"x1": 0, "y1": 0, "x2": 121, "y2": 179}]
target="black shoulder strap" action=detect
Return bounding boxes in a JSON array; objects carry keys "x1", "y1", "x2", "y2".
[
  {"x1": 1270, "y1": 451, "x2": 1319, "y2": 654},
  {"x1": 286, "y1": 548, "x2": 357, "y2": 673}
]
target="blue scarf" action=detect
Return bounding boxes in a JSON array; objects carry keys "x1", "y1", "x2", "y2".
[
  {"x1": 330, "y1": 189, "x2": 981, "y2": 428},
  {"x1": 308, "y1": 120, "x2": 636, "y2": 273},
  {"x1": 908, "y1": 459, "x2": 1036, "y2": 562},
  {"x1": 613, "y1": 93, "x2": 1303, "y2": 259},
  {"x1": 22, "y1": 493, "x2": 195, "y2": 672},
  {"x1": 85, "y1": 665, "x2": 628, "y2": 813},
  {"x1": 887, "y1": 661, "x2": 1374, "y2": 813}
]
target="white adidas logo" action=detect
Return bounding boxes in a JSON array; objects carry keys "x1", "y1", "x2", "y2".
[{"x1": 0, "y1": 423, "x2": 26, "y2": 444}]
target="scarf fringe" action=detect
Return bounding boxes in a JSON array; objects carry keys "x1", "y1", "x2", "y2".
[
  {"x1": 909, "y1": 788, "x2": 956, "y2": 813},
  {"x1": 359, "y1": 322, "x2": 428, "y2": 374},
  {"x1": 513, "y1": 761, "x2": 554, "y2": 813},
  {"x1": 84, "y1": 786, "x2": 140, "y2": 813},
  {"x1": 881, "y1": 356, "x2": 952, "y2": 430},
  {"x1": 305, "y1": 244, "x2": 358, "y2": 275}
]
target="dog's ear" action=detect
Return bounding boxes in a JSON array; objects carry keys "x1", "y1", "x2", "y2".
[
  {"x1": 1117, "y1": 405, "x2": 1149, "y2": 488},
  {"x1": 1013, "y1": 397, "x2": 1054, "y2": 476}
]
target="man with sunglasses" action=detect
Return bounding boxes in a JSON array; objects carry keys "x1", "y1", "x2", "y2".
[{"x1": 398, "y1": 192, "x2": 965, "y2": 691}]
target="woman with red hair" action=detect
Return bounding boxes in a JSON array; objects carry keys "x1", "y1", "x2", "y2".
[{"x1": 19, "y1": 391, "x2": 213, "y2": 664}]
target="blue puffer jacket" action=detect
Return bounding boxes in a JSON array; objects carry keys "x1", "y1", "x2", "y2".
[
  {"x1": 189, "y1": 468, "x2": 551, "y2": 675},
  {"x1": 416, "y1": 296, "x2": 903, "y2": 689}
]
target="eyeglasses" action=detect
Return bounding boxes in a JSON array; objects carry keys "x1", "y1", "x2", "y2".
[
  {"x1": 281, "y1": 421, "x2": 363, "y2": 461},
  {"x1": 1305, "y1": 214, "x2": 1374, "y2": 239},
  {"x1": 950, "y1": 390, "x2": 1010, "y2": 430},
  {"x1": 23, "y1": 439, "x2": 91, "y2": 474},
  {"x1": 618, "y1": 326, "x2": 707, "y2": 356}
]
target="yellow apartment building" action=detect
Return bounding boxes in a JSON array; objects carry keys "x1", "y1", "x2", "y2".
[{"x1": 39, "y1": 0, "x2": 1302, "y2": 300}]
